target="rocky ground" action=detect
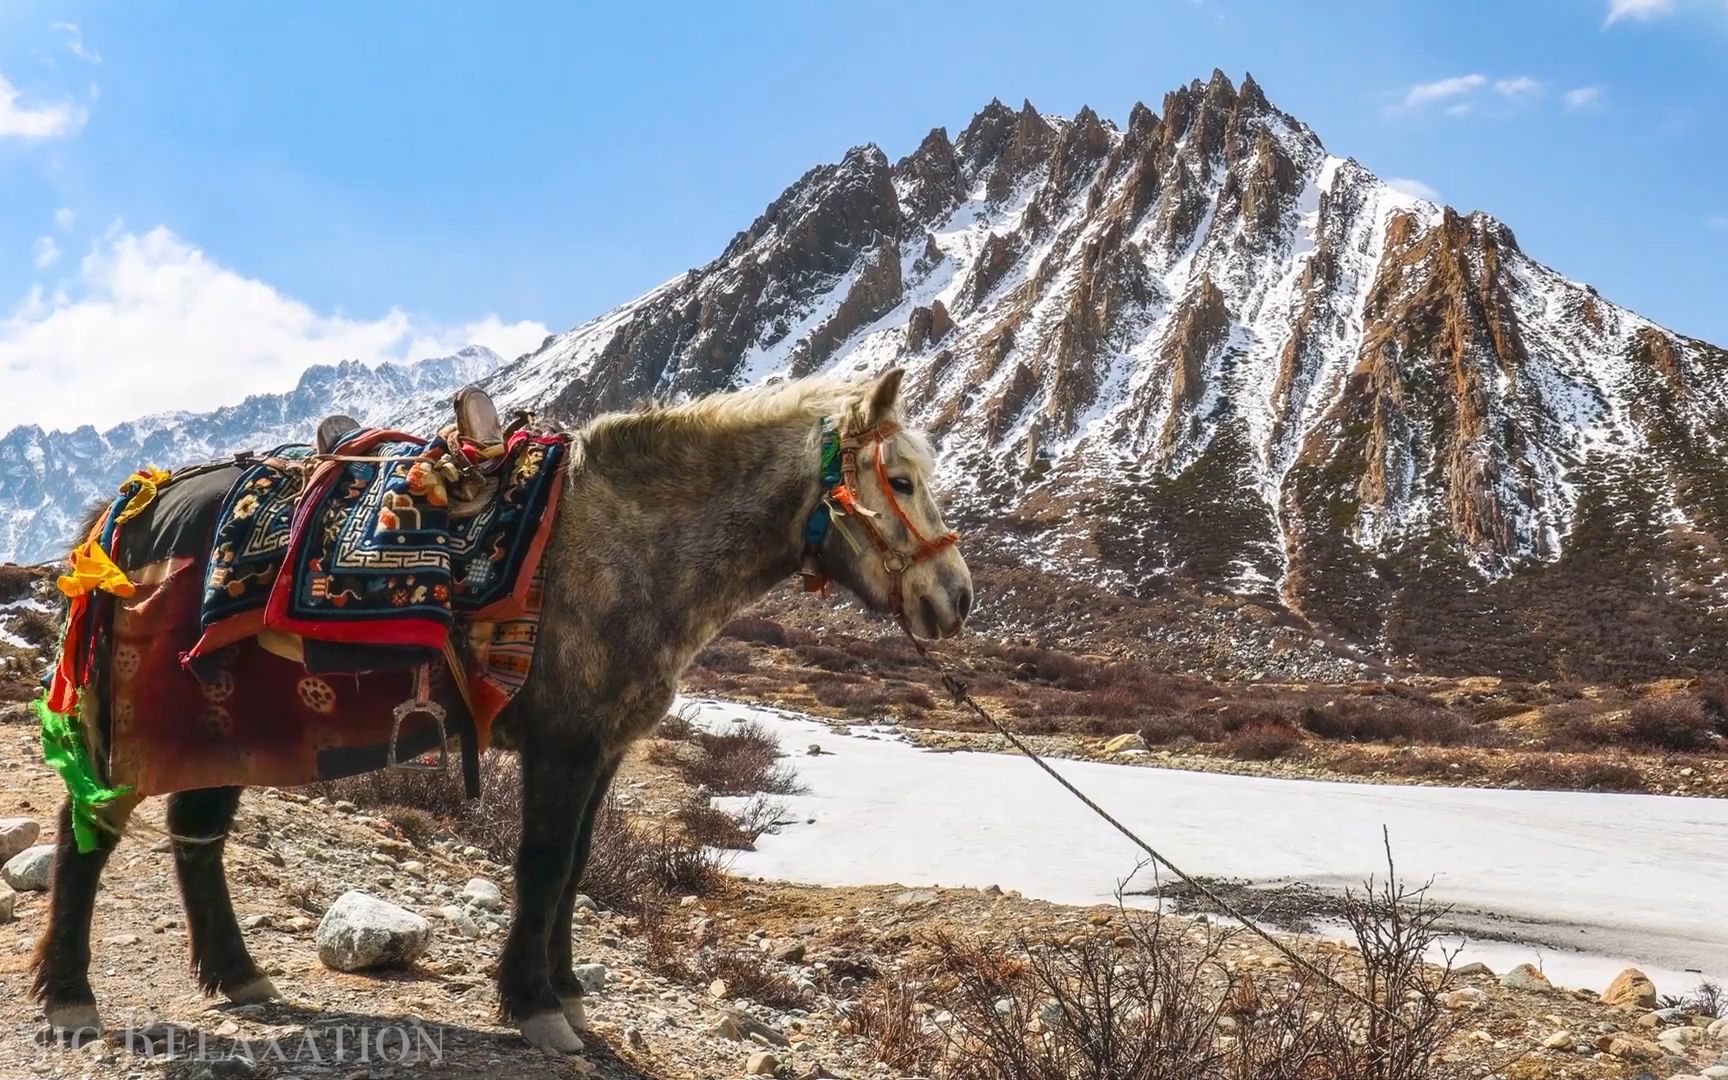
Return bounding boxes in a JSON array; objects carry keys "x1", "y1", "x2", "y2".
[{"x1": 1, "y1": 709, "x2": 1726, "y2": 1080}]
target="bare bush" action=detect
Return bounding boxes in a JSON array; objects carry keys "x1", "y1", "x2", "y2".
[
  {"x1": 1661, "y1": 979, "x2": 1726, "y2": 1019},
  {"x1": 719, "y1": 615, "x2": 789, "y2": 646},
  {"x1": 1625, "y1": 695, "x2": 1719, "y2": 751},
  {"x1": 854, "y1": 851, "x2": 1465, "y2": 1080},
  {"x1": 693, "y1": 640, "x2": 753, "y2": 673},
  {"x1": 13, "y1": 608, "x2": 59, "y2": 650},
  {"x1": 674, "y1": 796, "x2": 785, "y2": 851},
  {"x1": 681, "y1": 720, "x2": 805, "y2": 796},
  {"x1": 1223, "y1": 722, "x2": 1303, "y2": 761},
  {"x1": 641, "y1": 907, "x2": 805, "y2": 1008}
]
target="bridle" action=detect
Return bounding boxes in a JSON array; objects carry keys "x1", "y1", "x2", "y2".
[{"x1": 800, "y1": 417, "x2": 960, "y2": 636}]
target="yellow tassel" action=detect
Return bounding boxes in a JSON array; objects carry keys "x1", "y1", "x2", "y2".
[
  {"x1": 114, "y1": 466, "x2": 172, "y2": 525},
  {"x1": 57, "y1": 540, "x2": 136, "y2": 599}
]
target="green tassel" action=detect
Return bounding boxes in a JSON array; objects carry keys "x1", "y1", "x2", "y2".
[{"x1": 35, "y1": 695, "x2": 132, "y2": 854}]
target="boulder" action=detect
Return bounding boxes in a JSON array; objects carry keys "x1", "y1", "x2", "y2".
[
  {"x1": 1498, "y1": 963, "x2": 1552, "y2": 993},
  {"x1": 1103, "y1": 732, "x2": 1147, "y2": 754},
  {"x1": 2, "y1": 843, "x2": 54, "y2": 892},
  {"x1": 459, "y1": 877, "x2": 504, "y2": 910},
  {"x1": 1600, "y1": 967, "x2": 1658, "y2": 1010},
  {"x1": 745, "y1": 1051, "x2": 780, "y2": 1076},
  {"x1": 0, "y1": 817, "x2": 40, "y2": 861},
  {"x1": 1604, "y1": 1035, "x2": 1661, "y2": 1062},
  {"x1": 316, "y1": 891, "x2": 432, "y2": 972},
  {"x1": 572, "y1": 963, "x2": 608, "y2": 994}
]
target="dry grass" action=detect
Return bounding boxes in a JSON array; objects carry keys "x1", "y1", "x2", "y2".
[
  {"x1": 1222, "y1": 723, "x2": 1303, "y2": 761},
  {"x1": 0, "y1": 564, "x2": 46, "y2": 605},
  {"x1": 12, "y1": 608, "x2": 60, "y2": 650},
  {"x1": 852, "y1": 867, "x2": 1464, "y2": 1080}
]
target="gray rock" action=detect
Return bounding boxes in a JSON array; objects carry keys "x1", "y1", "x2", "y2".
[
  {"x1": 1453, "y1": 961, "x2": 1494, "y2": 977},
  {"x1": 0, "y1": 817, "x2": 40, "y2": 861},
  {"x1": 435, "y1": 904, "x2": 480, "y2": 938},
  {"x1": 459, "y1": 877, "x2": 504, "y2": 910},
  {"x1": 1498, "y1": 963, "x2": 1553, "y2": 993},
  {"x1": 572, "y1": 963, "x2": 609, "y2": 994},
  {"x1": 1, "y1": 843, "x2": 54, "y2": 891},
  {"x1": 316, "y1": 890, "x2": 432, "y2": 972},
  {"x1": 1700, "y1": 1066, "x2": 1728, "y2": 1080},
  {"x1": 0, "y1": 882, "x2": 14, "y2": 923}
]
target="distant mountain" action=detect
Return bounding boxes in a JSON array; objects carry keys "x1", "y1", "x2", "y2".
[
  {"x1": 446, "y1": 71, "x2": 1728, "y2": 680},
  {"x1": 0, "y1": 346, "x2": 503, "y2": 564}
]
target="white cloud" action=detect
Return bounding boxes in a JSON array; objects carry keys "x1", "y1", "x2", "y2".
[
  {"x1": 50, "y1": 23, "x2": 101, "y2": 64},
  {"x1": 54, "y1": 208, "x2": 75, "y2": 230},
  {"x1": 1494, "y1": 76, "x2": 1543, "y2": 100},
  {"x1": 0, "y1": 227, "x2": 551, "y2": 431},
  {"x1": 1403, "y1": 74, "x2": 1487, "y2": 108},
  {"x1": 1605, "y1": 0, "x2": 1674, "y2": 23},
  {"x1": 1564, "y1": 85, "x2": 1607, "y2": 110},
  {"x1": 31, "y1": 237, "x2": 60, "y2": 270},
  {"x1": 1706, "y1": 214, "x2": 1728, "y2": 229},
  {"x1": 1445, "y1": 102, "x2": 1473, "y2": 117},
  {"x1": 1386, "y1": 177, "x2": 1442, "y2": 202},
  {"x1": 0, "y1": 70, "x2": 87, "y2": 138}
]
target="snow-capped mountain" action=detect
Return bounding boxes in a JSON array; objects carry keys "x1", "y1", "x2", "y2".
[
  {"x1": 0, "y1": 346, "x2": 503, "y2": 565},
  {"x1": 456, "y1": 72, "x2": 1728, "y2": 679}
]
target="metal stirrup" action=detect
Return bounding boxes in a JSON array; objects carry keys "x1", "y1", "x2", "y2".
[{"x1": 388, "y1": 665, "x2": 450, "y2": 772}]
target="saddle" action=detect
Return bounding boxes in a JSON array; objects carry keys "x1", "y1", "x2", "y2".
[{"x1": 317, "y1": 387, "x2": 517, "y2": 518}]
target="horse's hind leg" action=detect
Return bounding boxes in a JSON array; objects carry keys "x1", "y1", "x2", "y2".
[
  {"x1": 498, "y1": 726, "x2": 606, "y2": 1053},
  {"x1": 31, "y1": 795, "x2": 136, "y2": 1036},
  {"x1": 167, "y1": 786, "x2": 278, "y2": 1002},
  {"x1": 552, "y1": 754, "x2": 620, "y2": 1031}
]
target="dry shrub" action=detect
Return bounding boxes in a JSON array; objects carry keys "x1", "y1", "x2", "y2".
[
  {"x1": 674, "y1": 796, "x2": 785, "y2": 851},
  {"x1": 682, "y1": 720, "x2": 805, "y2": 796},
  {"x1": 797, "y1": 643, "x2": 863, "y2": 672},
  {"x1": 1223, "y1": 722, "x2": 1303, "y2": 761},
  {"x1": 0, "y1": 564, "x2": 44, "y2": 605},
  {"x1": 642, "y1": 908, "x2": 805, "y2": 1008},
  {"x1": 1661, "y1": 979, "x2": 1726, "y2": 1019},
  {"x1": 1140, "y1": 713, "x2": 1222, "y2": 745},
  {"x1": 313, "y1": 750, "x2": 724, "y2": 910},
  {"x1": 693, "y1": 640, "x2": 753, "y2": 673},
  {"x1": 720, "y1": 615, "x2": 788, "y2": 646},
  {"x1": 1696, "y1": 676, "x2": 1728, "y2": 721},
  {"x1": 1502, "y1": 755, "x2": 1644, "y2": 792},
  {"x1": 1625, "y1": 695, "x2": 1719, "y2": 751},
  {"x1": 860, "y1": 859, "x2": 1464, "y2": 1080},
  {"x1": 1299, "y1": 701, "x2": 1480, "y2": 747},
  {"x1": 811, "y1": 679, "x2": 893, "y2": 716},
  {"x1": 656, "y1": 706, "x2": 698, "y2": 741},
  {"x1": 13, "y1": 608, "x2": 60, "y2": 650}
]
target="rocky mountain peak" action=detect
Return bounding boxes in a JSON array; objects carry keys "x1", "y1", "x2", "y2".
[{"x1": 460, "y1": 73, "x2": 1728, "y2": 679}]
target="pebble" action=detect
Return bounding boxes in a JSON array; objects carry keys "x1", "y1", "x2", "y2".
[
  {"x1": 1541, "y1": 1031, "x2": 1575, "y2": 1050},
  {"x1": 1, "y1": 843, "x2": 53, "y2": 891},
  {"x1": 435, "y1": 904, "x2": 480, "y2": 938},
  {"x1": 745, "y1": 1050, "x2": 780, "y2": 1075},
  {"x1": 573, "y1": 963, "x2": 609, "y2": 994},
  {"x1": 316, "y1": 890, "x2": 433, "y2": 971}
]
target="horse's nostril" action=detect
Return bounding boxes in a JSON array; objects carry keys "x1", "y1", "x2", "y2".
[
  {"x1": 919, "y1": 596, "x2": 939, "y2": 637},
  {"x1": 955, "y1": 585, "x2": 973, "y2": 620}
]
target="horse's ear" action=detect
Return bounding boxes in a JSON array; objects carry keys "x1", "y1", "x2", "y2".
[{"x1": 865, "y1": 367, "x2": 905, "y2": 424}]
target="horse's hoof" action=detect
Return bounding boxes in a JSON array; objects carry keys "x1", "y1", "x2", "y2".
[
  {"x1": 560, "y1": 996, "x2": 588, "y2": 1031},
  {"x1": 44, "y1": 1002, "x2": 103, "y2": 1037},
  {"x1": 520, "y1": 1011, "x2": 584, "y2": 1054},
  {"x1": 224, "y1": 975, "x2": 281, "y2": 1004}
]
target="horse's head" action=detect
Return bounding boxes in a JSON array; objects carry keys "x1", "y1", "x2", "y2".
[{"x1": 812, "y1": 368, "x2": 973, "y2": 640}]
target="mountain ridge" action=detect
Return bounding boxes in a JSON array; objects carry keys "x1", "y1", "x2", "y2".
[
  {"x1": 443, "y1": 70, "x2": 1728, "y2": 679},
  {"x1": 0, "y1": 346, "x2": 504, "y2": 564}
]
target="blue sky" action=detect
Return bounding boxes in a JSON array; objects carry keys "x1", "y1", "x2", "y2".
[{"x1": 0, "y1": 0, "x2": 1724, "y2": 430}]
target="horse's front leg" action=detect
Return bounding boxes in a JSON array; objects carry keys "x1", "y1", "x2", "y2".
[
  {"x1": 497, "y1": 725, "x2": 605, "y2": 1053},
  {"x1": 551, "y1": 754, "x2": 620, "y2": 1031}
]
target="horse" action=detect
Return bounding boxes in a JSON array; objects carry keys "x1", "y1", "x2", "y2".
[{"x1": 29, "y1": 366, "x2": 973, "y2": 1053}]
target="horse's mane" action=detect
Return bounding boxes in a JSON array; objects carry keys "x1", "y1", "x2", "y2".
[{"x1": 578, "y1": 376, "x2": 891, "y2": 472}]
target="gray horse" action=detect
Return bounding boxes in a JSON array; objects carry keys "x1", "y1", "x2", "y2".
[{"x1": 31, "y1": 367, "x2": 972, "y2": 1054}]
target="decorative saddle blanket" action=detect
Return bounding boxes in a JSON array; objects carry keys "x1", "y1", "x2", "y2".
[
  {"x1": 190, "y1": 428, "x2": 568, "y2": 671},
  {"x1": 37, "y1": 416, "x2": 572, "y2": 852}
]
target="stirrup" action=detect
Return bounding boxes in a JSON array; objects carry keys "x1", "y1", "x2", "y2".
[{"x1": 388, "y1": 666, "x2": 450, "y2": 772}]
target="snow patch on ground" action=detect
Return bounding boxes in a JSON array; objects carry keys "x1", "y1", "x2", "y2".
[{"x1": 689, "y1": 698, "x2": 1728, "y2": 991}]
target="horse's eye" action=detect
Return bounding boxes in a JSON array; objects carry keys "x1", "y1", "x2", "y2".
[{"x1": 890, "y1": 476, "x2": 916, "y2": 496}]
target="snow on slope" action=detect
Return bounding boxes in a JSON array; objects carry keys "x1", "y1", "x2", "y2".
[{"x1": 457, "y1": 71, "x2": 1727, "y2": 602}]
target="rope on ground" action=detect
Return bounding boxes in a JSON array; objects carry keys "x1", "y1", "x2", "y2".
[{"x1": 901, "y1": 626, "x2": 1413, "y2": 1033}]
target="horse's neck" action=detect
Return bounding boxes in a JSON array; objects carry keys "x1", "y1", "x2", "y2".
[{"x1": 589, "y1": 416, "x2": 819, "y2": 646}]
